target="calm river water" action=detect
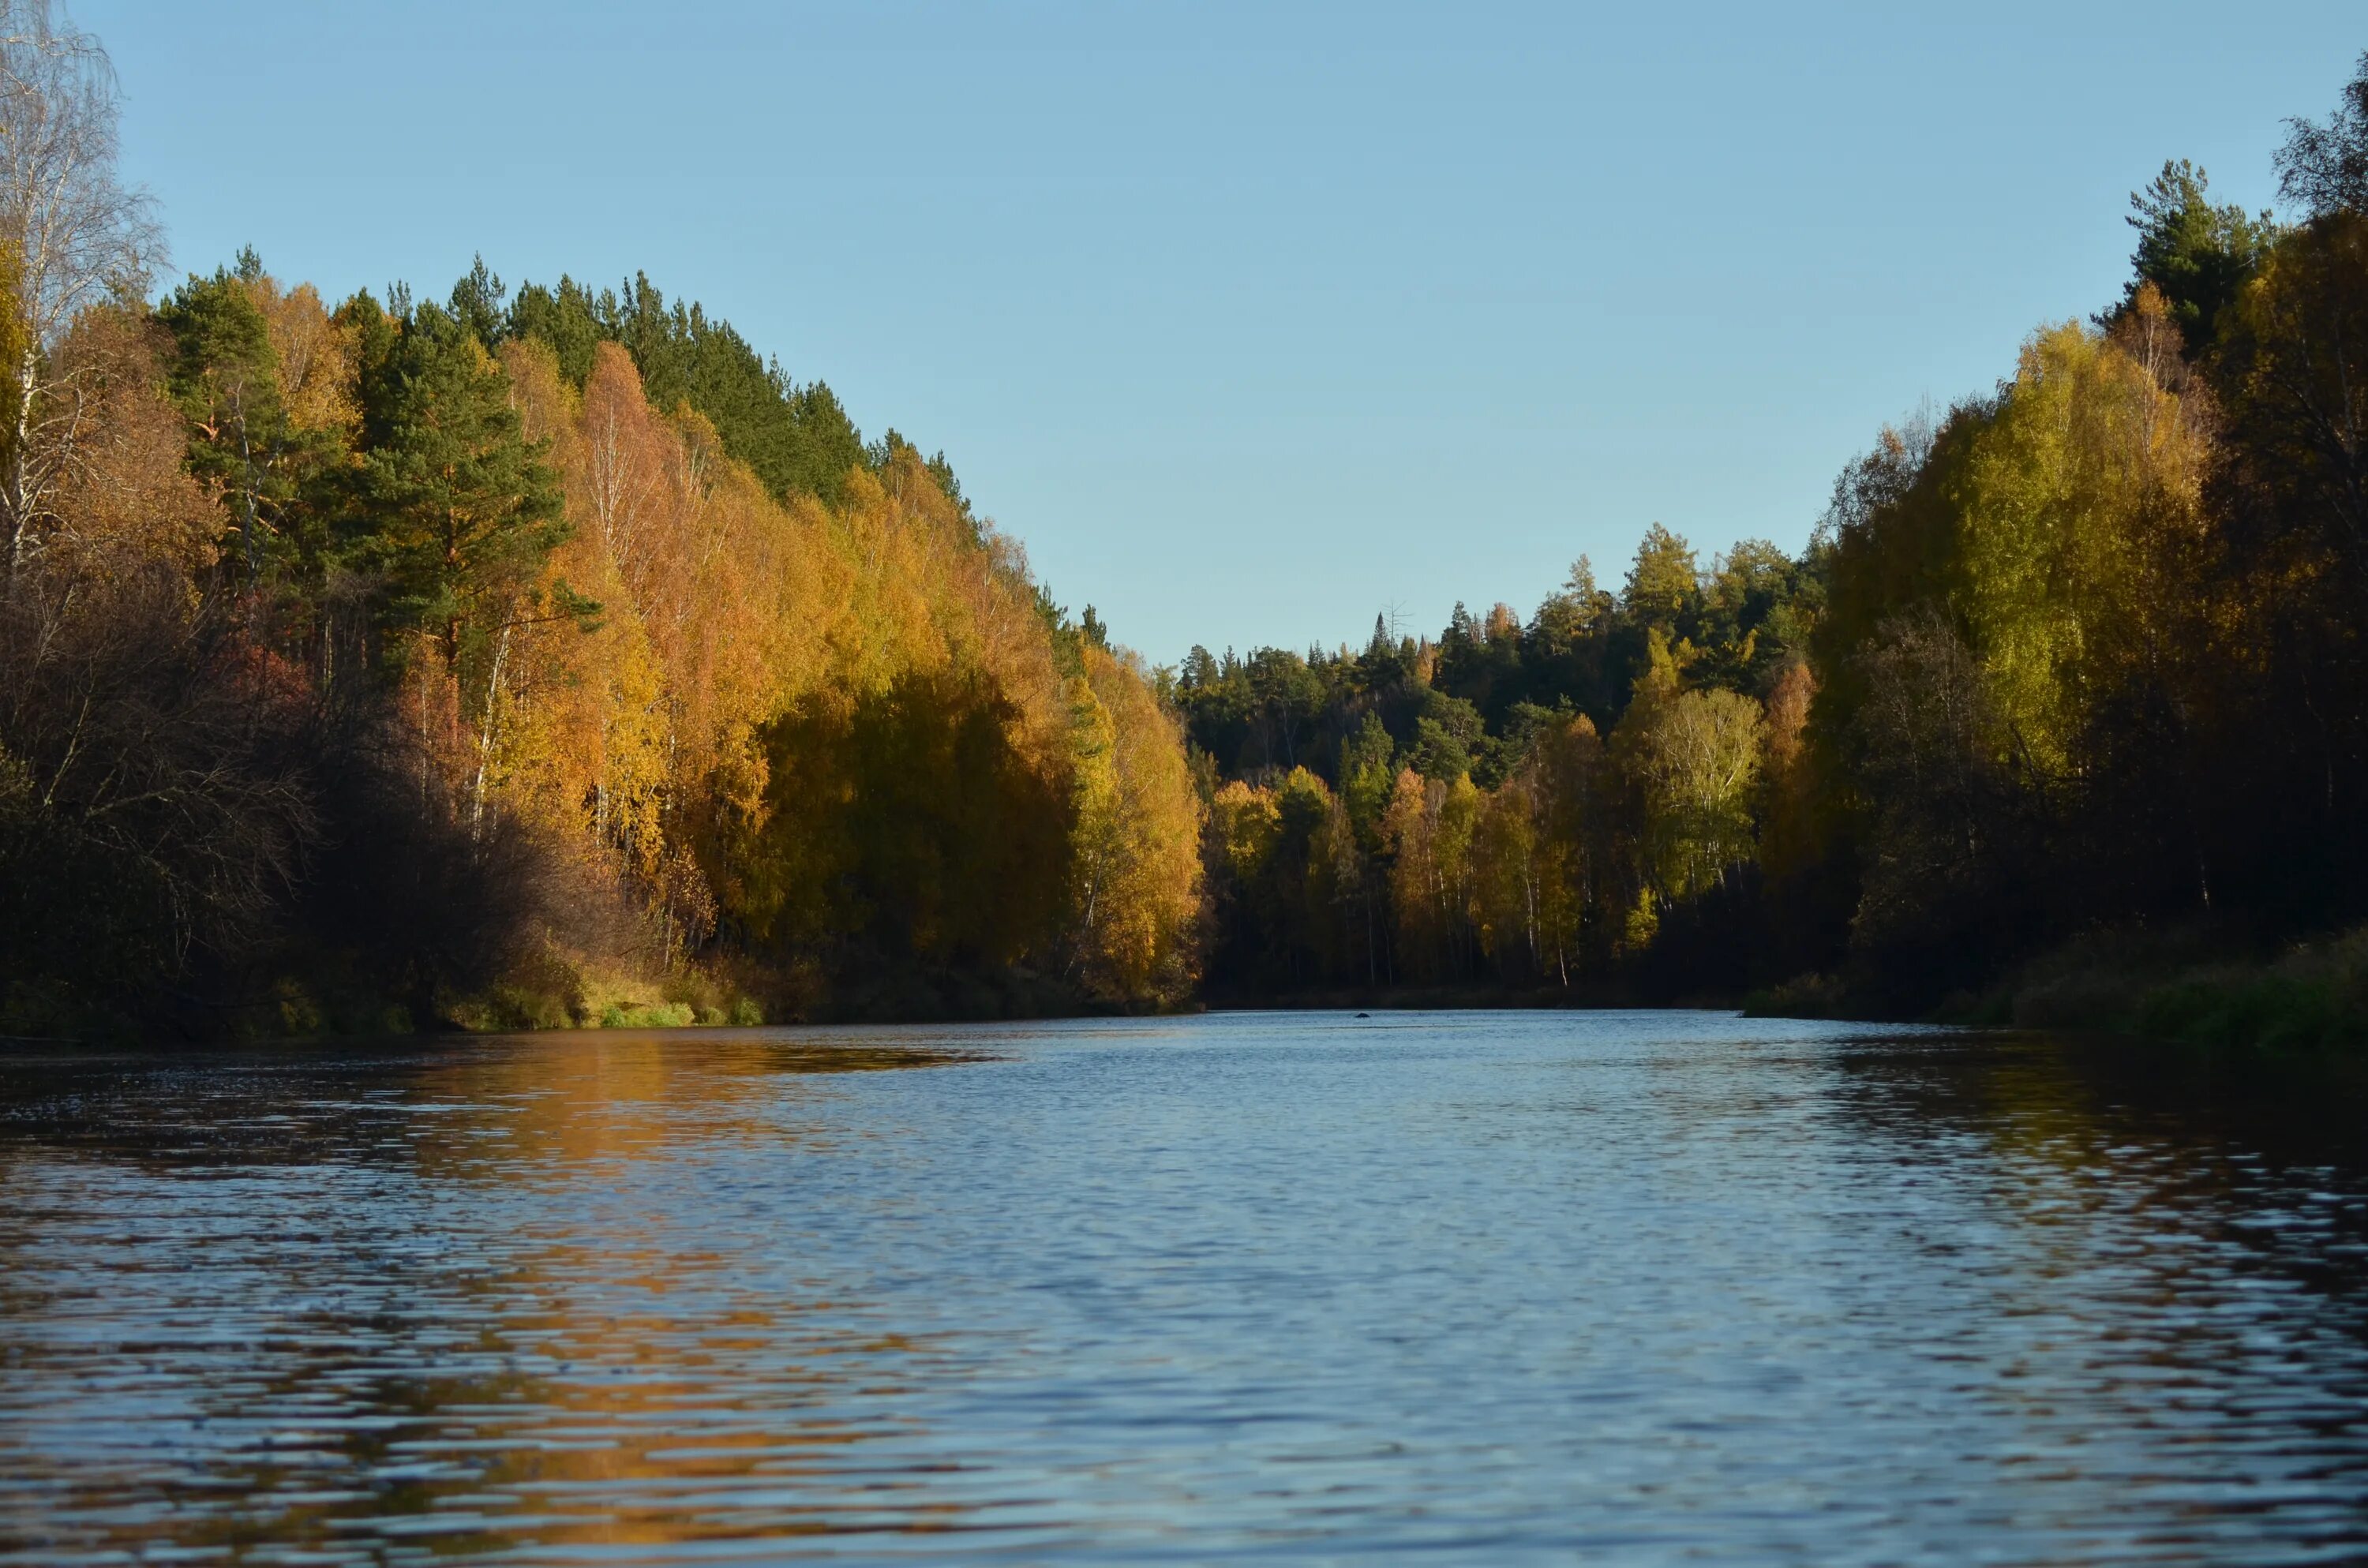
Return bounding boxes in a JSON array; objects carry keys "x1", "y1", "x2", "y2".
[{"x1": 4, "y1": 1012, "x2": 2368, "y2": 1564}]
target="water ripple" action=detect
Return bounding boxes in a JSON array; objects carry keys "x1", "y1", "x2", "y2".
[{"x1": 2, "y1": 1015, "x2": 2366, "y2": 1563}]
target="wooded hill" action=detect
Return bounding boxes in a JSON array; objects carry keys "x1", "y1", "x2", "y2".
[
  {"x1": 1177, "y1": 54, "x2": 2368, "y2": 1027},
  {"x1": 0, "y1": 10, "x2": 1199, "y2": 1035},
  {"x1": 5, "y1": 6, "x2": 2366, "y2": 1038}
]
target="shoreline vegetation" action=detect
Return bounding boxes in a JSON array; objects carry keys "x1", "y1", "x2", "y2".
[
  {"x1": 3, "y1": 9, "x2": 2368, "y2": 1058},
  {"x1": 1748, "y1": 921, "x2": 2368, "y2": 1060}
]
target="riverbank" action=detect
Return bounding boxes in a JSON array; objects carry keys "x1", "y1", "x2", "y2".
[{"x1": 1749, "y1": 922, "x2": 2368, "y2": 1056}]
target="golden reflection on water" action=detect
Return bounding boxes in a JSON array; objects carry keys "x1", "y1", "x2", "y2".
[
  {"x1": 0, "y1": 1031, "x2": 990, "y2": 1562},
  {"x1": 354, "y1": 1034, "x2": 987, "y2": 1557},
  {"x1": 410, "y1": 1031, "x2": 981, "y2": 1170},
  {"x1": 2, "y1": 1017, "x2": 2366, "y2": 1565}
]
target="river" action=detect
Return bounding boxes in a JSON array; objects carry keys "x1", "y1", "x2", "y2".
[{"x1": 3, "y1": 1011, "x2": 2366, "y2": 1563}]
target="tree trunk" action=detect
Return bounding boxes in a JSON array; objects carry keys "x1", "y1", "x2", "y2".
[{"x1": 470, "y1": 622, "x2": 511, "y2": 838}]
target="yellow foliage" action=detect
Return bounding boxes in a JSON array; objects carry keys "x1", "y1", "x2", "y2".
[
  {"x1": 1613, "y1": 675, "x2": 1765, "y2": 904},
  {"x1": 1211, "y1": 778, "x2": 1281, "y2": 882},
  {"x1": 1383, "y1": 767, "x2": 1476, "y2": 982},
  {"x1": 1068, "y1": 646, "x2": 1205, "y2": 1002},
  {"x1": 1952, "y1": 319, "x2": 2213, "y2": 780},
  {"x1": 246, "y1": 276, "x2": 358, "y2": 436},
  {"x1": 419, "y1": 334, "x2": 1204, "y2": 1005}
]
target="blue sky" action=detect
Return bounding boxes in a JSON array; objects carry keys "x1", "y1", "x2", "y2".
[{"x1": 85, "y1": 0, "x2": 2362, "y2": 664}]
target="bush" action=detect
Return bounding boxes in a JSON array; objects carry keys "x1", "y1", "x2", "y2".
[
  {"x1": 2132, "y1": 930, "x2": 2368, "y2": 1053},
  {"x1": 1984, "y1": 922, "x2": 2368, "y2": 1053},
  {"x1": 598, "y1": 1001, "x2": 695, "y2": 1029}
]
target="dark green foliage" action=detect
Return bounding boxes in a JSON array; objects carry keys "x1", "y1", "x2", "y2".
[
  {"x1": 1693, "y1": 538, "x2": 1823, "y2": 694},
  {"x1": 1034, "y1": 586, "x2": 1096, "y2": 679},
  {"x1": 741, "y1": 670, "x2": 1075, "y2": 972},
  {"x1": 1410, "y1": 690, "x2": 1487, "y2": 780},
  {"x1": 1339, "y1": 711, "x2": 1396, "y2": 810},
  {"x1": 1175, "y1": 525, "x2": 1825, "y2": 798},
  {"x1": 337, "y1": 289, "x2": 399, "y2": 440},
  {"x1": 2114, "y1": 159, "x2": 2275, "y2": 349},
  {"x1": 157, "y1": 266, "x2": 346, "y2": 587},
  {"x1": 347, "y1": 302, "x2": 568, "y2": 672},
  {"x1": 159, "y1": 269, "x2": 284, "y2": 579},
  {"x1": 507, "y1": 270, "x2": 871, "y2": 504},
  {"x1": 506, "y1": 275, "x2": 604, "y2": 384},
  {"x1": 447, "y1": 254, "x2": 507, "y2": 348}
]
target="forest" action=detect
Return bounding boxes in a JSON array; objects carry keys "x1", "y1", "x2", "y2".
[
  {"x1": 1167, "y1": 49, "x2": 2368, "y2": 1035},
  {"x1": 0, "y1": 6, "x2": 1201, "y2": 1035},
  {"x1": 2, "y1": 6, "x2": 2366, "y2": 1041}
]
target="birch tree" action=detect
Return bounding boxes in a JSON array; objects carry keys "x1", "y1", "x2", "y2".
[{"x1": 0, "y1": 0, "x2": 161, "y2": 582}]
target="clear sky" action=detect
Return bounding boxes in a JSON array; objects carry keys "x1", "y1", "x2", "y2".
[{"x1": 84, "y1": 0, "x2": 2363, "y2": 665}]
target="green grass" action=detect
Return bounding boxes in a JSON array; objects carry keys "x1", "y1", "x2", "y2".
[
  {"x1": 2004, "y1": 923, "x2": 2368, "y2": 1054},
  {"x1": 1745, "y1": 922, "x2": 2368, "y2": 1054},
  {"x1": 2127, "y1": 930, "x2": 2368, "y2": 1053},
  {"x1": 598, "y1": 1001, "x2": 697, "y2": 1029}
]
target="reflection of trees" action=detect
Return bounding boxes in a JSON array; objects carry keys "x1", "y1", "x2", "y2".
[
  {"x1": 1830, "y1": 1031, "x2": 2368, "y2": 1307},
  {"x1": 406, "y1": 1030, "x2": 975, "y2": 1177},
  {"x1": 0, "y1": 1034, "x2": 980, "y2": 1560},
  {"x1": 1822, "y1": 1032, "x2": 2368, "y2": 1541}
]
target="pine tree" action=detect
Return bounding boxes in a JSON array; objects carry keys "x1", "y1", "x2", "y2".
[
  {"x1": 348, "y1": 303, "x2": 570, "y2": 681},
  {"x1": 159, "y1": 269, "x2": 287, "y2": 582}
]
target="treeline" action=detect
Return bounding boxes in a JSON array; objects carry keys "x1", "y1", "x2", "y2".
[
  {"x1": 1180, "y1": 53, "x2": 2368, "y2": 1014},
  {"x1": 0, "y1": 4, "x2": 1200, "y2": 1035},
  {"x1": 1175, "y1": 537, "x2": 1820, "y2": 999},
  {"x1": 7, "y1": 0, "x2": 2366, "y2": 1036}
]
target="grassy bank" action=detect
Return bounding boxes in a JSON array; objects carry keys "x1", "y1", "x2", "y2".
[
  {"x1": 1751, "y1": 923, "x2": 2368, "y2": 1053},
  {"x1": 1988, "y1": 925, "x2": 2368, "y2": 1053}
]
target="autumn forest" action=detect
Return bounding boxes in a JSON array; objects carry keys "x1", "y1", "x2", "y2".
[{"x1": 6, "y1": 15, "x2": 2368, "y2": 1041}]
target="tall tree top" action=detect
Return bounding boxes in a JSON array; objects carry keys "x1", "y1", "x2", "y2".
[
  {"x1": 2278, "y1": 50, "x2": 2368, "y2": 219},
  {"x1": 2116, "y1": 159, "x2": 2274, "y2": 350}
]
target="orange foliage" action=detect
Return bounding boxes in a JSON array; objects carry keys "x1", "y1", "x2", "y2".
[{"x1": 484, "y1": 339, "x2": 1197, "y2": 1002}]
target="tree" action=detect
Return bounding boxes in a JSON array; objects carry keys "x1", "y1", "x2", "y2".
[
  {"x1": 2114, "y1": 159, "x2": 2274, "y2": 350},
  {"x1": 1526, "y1": 713, "x2": 1607, "y2": 981},
  {"x1": 1067, "y1": 646, "x2": 1205, "y2": 1003},
  {"x1": 351, "y1": 304, "x2": 570, "y2": 671},
  {"x1": 1757, "y1": 661, "x2": 1818, "y2": 881},
  {"x1": 1471, "y1": 770, "x2": 1544, "y2": 982},
  {"x1": 1339, "y1": 713, "x2": 1396, "y2": 838},
  {"x1": 1844, "y1": 611, "x2": 2033, "y2": 989},
  {"x1": 1613, "y1": 637, "x2": 1765, "y2": 904},
  {"x1": 1210, "y1": 779, "x2": 1281, "y2": 887},
  {"x1": 159, "y1": 269, "x2": 292, "y2": 582},
  {"x1": 507, "y1": 274, "x2": 604, "y2": 385},
  {"x1": 349, "y1": 302, "x2": 580, "y2": 833},
  {"x1": 1622, "y1": 522, "x2": 1699, "y2": 628},
  {"x1": 0, "y1": 575, "x2": 317, "y2": 1028},
  {"x1": 2214, "y1": 211, "x2": 2368, "y2": 588},
  {"x1": 448, "y1": 253, "x2": 506, "y2": 346},
  {"x1": 1950, "y1": 321, "x2": 2214, "y2": 785},
  {"x1": 0, "y1": 0, "x2": 161, "y2": 582},
  {"x1": 2277, "y1": 50, "x2": 2368, "y2": 219},
  {"x1": 590, "y1": 271, "x2": 867, "y2": 504},
  {"x1": 1695, "y1": 537, "x2": 1811, "y2": 694},
  {"x1": 251, "y1": 275, "x2": 358, "y2": 440},
  {"x1": 43, "y1": 305, "x2": 218, "y2": 579}
]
